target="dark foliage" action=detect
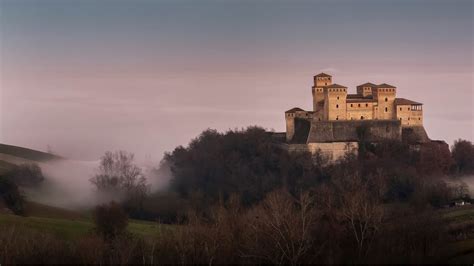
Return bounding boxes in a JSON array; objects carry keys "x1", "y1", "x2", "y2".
[
  {"x1": 6, "y1": 163, "x2": 45, "y2": 187},
  {"x1": 451, "y1": 139, "x2": 474, "y2": 175},
  {"x1": 0, "y1": 175, "x2": 25, "y2": 215},
  {"x1": 93, "y1": 201, "x2": 129, "y2": 240},
  {"x1": 164, "y1": 127, "x2": 327, "y2": 206}
]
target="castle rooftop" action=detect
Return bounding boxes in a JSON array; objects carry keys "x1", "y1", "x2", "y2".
[
  {"x1": 357, "y1": 82, "x2": 377, "y2": 88},
  {"x1": 285, "y1": 107, "x2": 305, "y2": 113},
  {"x1": 377, "y1": 83, "x2": 396, "y2": 88},
  {"x1": 314, "y1": 72, "x2": 332, "y2": 77},
  {"x1": 325, "y1": 83, "x2": 347, "y2": 88},
  {"x1": 346, "y1": 98, "x2": 377, "y2": 103},
  {"x1": 394, "y1": 98, "x2": 422, "y2": 105}
]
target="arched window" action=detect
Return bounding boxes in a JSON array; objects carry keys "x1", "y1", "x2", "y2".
[
  {"x1": 358, "y1": 104, "x2": 361, "y2": 107},
  {"x1": 385, "y1": 97, "x2": 388, "y2": 102},
  {"x1": 336, "y1": 104, "x2": 339, "y2": 108},
  {"x1": 337, "y1": 96, "x2": 339, "y2": 100},
  {"x1": 385, "y1": 107, "x2": 388, "y2": 112},
  {"x1": 360, "y1": 116, "x2": 364, "y2": 120},
  {"x1": 336, "y1": 116, "x2": 339, "y2": 120},
  {"x1": 350, "y1": 104, "x2": 353, "y2": 107},
  {"x1": 366, "y1": 103, "x2": 368, "y2": 107}
]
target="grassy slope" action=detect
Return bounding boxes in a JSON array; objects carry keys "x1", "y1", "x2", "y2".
[
  {"x1": 0, "y1": 143, "x2": 60, "y2": 162},
  {"x1": 441, "y1": 206, "x2": 474, "y2": 263},
  {"x1": 0, "y1": 201, "x2": 172, "y2": 241}
]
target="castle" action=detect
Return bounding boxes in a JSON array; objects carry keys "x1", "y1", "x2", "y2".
[{"x1": 282, "y1": 73, "x2": 430, "y2": 160}]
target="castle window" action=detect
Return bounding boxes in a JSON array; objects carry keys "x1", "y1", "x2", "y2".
[
  {"x1": 400, "y1": 107, "x2": 402, "y2": 111},
  {"x1": 336, "y1": 116, "x2": 339, "y2": 120},
  {"x1": 360, "y1": 116, "x2": 364, "y2": 120},
  {"x1": 337, "y1": 96, "x2": 339, "y2": 100},
  {"x1": 350, "y1": 104, "x2": 353, "y2": 107},
  {"x1": 358, "y1": 104, "x2": 360, "y2": 107},
  {"x1": 407, "y1": 107, "x2": 410, "y2": 111},
  {"x1": 385, "y1": 107, "x2": 388, "y2": 112},
  {"x1": 336, "y1": 104, "x2": 339, "y2": 108},
  {"x1": 385, "y1": 97, "x2": 388, "y2": 102},
  {"x1": 408, "y1": 117, "x2": 410, "y2": 120},
  {"x1": 325, "y1": 83, "x2": 327, "y2": 85},
  {"x1": 365, "y1": 103, "x2": 368, "y2": 107},
  {"x1": 419, "y1": 118, "x2": 421, "y2": 120},
  {"x1": 400, "y1": 118, "x2": 402, "y2": 121}
]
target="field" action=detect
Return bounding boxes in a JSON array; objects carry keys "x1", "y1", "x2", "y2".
[
  {"x1": 0, "y1": 201, "x2": 172, "y2": 241},
  {"x1": 441, "y1": 205, "x2": 474, "y2": 263}
]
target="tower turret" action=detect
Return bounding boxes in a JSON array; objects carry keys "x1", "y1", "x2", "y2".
[
  {"x1": 323, "y1": 83, "x2": 347, "y2": 121},
  {"x1": 312, "y1": 73, "x2": 332, "y2": 112}
]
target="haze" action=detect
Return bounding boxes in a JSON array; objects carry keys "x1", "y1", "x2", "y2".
[{"x1": 0, "y1": 0, "x2": 472, "y2": 161}]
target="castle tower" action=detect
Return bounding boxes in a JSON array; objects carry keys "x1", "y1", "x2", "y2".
[
  {"x1": 373, "y1": 83, "x2": 397, "y2": 120},
  {"x1": 356, "y1": 82, "x2": 377, "y2": 97},
  {"x1": 323, "y1": 84, "x2": 347, "y2": 121},
  {"x1": 312, "y1": 73, "x2": 332, "y2": 112}
]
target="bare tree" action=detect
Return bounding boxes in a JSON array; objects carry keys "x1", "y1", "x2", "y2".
[
  {"x1": 242, "y1": 190, "x2": 321, "y2": 265},
  {"x1": 90, "y1": 151, "x2": 150, "y2": 213},
  {"x1": 90, "y1": 151, "x2": 145, "y2": 192},
  {"x1": 333, "y1": 173, "x2": 384, "y2": 258}
]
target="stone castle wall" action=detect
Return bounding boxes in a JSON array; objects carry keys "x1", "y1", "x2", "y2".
[
  {"x1": 283, "y1": 142, "x2": 358, "y2": 162},
  {"x1": 306, "y1": 120, "x2": 402, "y2": 143}
]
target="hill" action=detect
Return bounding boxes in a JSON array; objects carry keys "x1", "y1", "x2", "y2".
[{"x1": 0, "y1": 143, "x2": 61, "y2": 162}]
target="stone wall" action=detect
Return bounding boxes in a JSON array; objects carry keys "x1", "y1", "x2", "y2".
[
  {"x1": 324, "y1": 88, "x2": 347, "y2": 120},
  {"x1": 402, "y1": 126, "x2": 430, "y2": 144},
  {"x1": 373, "y1": 88, "x2": 396, "y2": 120},
  {"x1": 346, "y1": 102, "x2": 376, "y2": 120},
  {"x1": 283, "y1": 142, "x2": 358, "y2": 162},
  {"x1": 396, "y1": 104, "x2": 423, "y2": 126},
  {"x1": 307, "y1": 120, "x2": 402, "y2": 143}
]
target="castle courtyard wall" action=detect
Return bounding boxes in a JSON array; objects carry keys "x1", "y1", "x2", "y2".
[{"x1": 284, "y1": 142, "x2": 358, "y2": 162}]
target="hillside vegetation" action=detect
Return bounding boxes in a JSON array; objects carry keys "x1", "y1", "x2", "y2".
[{"x1": 0, "y1": 128, "x2": 473, "y2": 264}]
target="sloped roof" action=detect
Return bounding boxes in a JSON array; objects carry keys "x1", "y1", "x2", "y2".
[
  {"x1": 377, "y1": 83, "x2": 396, "y2": 88},
  {"x1": 325, "y1": 83, "x2": 347, "y2": 88},
  {"x1": 347, "y1": 94, "x2": 373, "y2": 99},
  {"x1": 357, "y1": 82, "x2": 377, "y2": 88},
  {"x1": 347, "y1": 98, "x2": 377, "y2": 103},
  {"x1": 314, "y1": 72, "x2": 332, "y2": 77},
  {"x1": 394, "y1": 98, "x2": 422, "y2": 105},
  {"x1": 285, "y1": 107, "x2": 305, "y2": 113}
]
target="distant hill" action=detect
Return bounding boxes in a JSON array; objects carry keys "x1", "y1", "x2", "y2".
[
  {"x1": 0, "y1": 143, "x2": 61, "y2": 174},
  {"x1": 0, "y1": 143, "x2": 60, "y2": 162}
]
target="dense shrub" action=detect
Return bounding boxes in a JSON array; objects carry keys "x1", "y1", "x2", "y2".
[
  {"x1": 451, "y1": 139, "x2": 474, "y2": 175},
  {"x1": 0, "y1": 175, "x2": 25, "y2": 215},
  {"x1": 93, "y1": 201, "x2": 129, "y2": 240},
  {"x1": 6, "y1": 163, "x2": 45, "y2": 187},
  {"x1": 164, "y1": 127, "x2": 326, "y2": 206}
]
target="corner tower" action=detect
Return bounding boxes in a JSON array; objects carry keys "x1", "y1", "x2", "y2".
[{"x1": 312, "y1": 73, "x2": 332, "y2": 112}]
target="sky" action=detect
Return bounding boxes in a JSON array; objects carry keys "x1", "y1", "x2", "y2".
[{"x1": 0, "y1": 0, "x2": 473, "y2": 161}]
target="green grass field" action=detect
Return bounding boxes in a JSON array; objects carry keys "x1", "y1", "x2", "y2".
[
  {"x1": 0, "y1": 214, "x2": 172, "y2": 240},
  {"x1": 0, "y1": 201, "x2": 173, "y2": 241}
]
